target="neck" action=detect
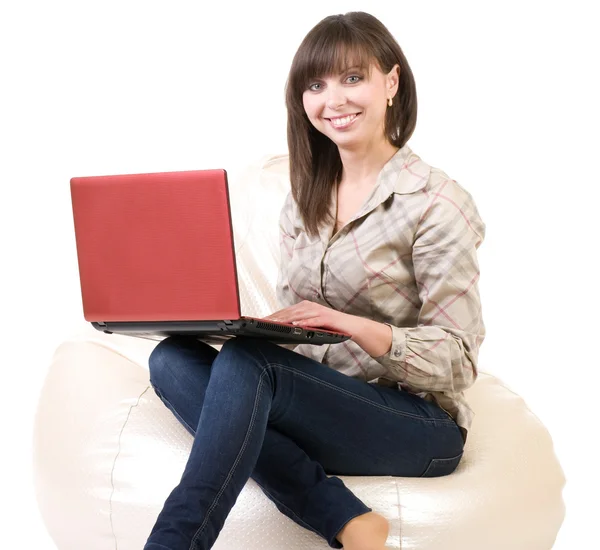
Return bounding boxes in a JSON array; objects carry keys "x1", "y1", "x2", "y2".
[{"x1": 337, "y1": 138, "x2": 400, "y2": 187}]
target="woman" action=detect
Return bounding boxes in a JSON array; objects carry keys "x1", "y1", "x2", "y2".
[{"x1": 145, "y1": 11, "x2": 485, "y2": 550}]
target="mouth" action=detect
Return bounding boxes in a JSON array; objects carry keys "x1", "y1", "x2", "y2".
[{"x1": 324, "y1": 112, "x2": 362, "y2": 130}]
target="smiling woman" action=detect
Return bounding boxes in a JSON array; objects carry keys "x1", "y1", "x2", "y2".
[
  {"x1": 142, "y1": 11, "x2": 487, "y2": 550},
  {"x1": 22, "y1": 0, "x2": 595, "y2": 547},
  {"x1": 285, "y1": 12, "x2": 417, "y2": 236}
]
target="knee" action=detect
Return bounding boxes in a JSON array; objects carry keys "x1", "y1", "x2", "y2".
[
  {"x1": 148, "y1": 335, "x2": 196, "y2": 387},
  {"x1": 216, "y1": 337, "x2": 277, "y2": 372},
  {"x1": 148, "y1": 336, "x2": 174, "y2": 387},
  {"x1": 219, "y1": 336, "x2": 260, "y2": 360}
]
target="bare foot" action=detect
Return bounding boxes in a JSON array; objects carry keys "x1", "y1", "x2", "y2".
[{"x1": 336, "y1": 511, "x2": 389, "y2": 550}]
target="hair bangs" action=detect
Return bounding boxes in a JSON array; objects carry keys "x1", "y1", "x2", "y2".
[{"x1": 294, "y1": 34, "x2": 376, "y2": 91}]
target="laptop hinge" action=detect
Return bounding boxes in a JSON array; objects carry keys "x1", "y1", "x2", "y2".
[{"x1": 93, "y1": 321, "x2": 113, "y2": 334}]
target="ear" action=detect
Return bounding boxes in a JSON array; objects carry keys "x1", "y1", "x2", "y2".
[{"x1": 387, "y1": 64, "x2": 400, "y2": 98}]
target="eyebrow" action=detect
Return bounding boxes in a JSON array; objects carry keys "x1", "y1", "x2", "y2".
[
  {"x1": 340, "y1": 65, "x2": 364, "y2": 72},
  {"x1": 316, "y1": 66, "x2": 365, "y2": 78}
]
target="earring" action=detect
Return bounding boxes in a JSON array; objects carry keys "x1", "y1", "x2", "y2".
[{"x1": 388, "y1": 97, "x2": 393, "y2": 107}]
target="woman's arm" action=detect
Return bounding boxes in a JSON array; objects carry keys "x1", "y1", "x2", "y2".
[
  {"x1": 371, "y1": 181, "x2": 486, "y2": 394},
  {"x1": 345, "y1": 315, "x2": 393, "y2": 357},
  {"x1": 271, "y1": 180, "x2": 486, "y2": 395}
]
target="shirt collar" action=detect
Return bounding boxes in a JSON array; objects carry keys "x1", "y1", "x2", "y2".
[
  {"x1": 378, "y1": 144, "x2": 431, "y2": 197},
  {"x1": 354, "y1": 144, "x2": 431, "y2": 219},
  {"x1": 318, "y1": 144, "x2": 431, "y2": 244}
]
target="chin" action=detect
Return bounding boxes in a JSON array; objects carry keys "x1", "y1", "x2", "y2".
[{"x1": 327, "y1": 133, "x2": 364, "y2": 149}]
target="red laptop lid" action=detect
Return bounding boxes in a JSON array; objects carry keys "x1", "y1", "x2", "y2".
[{"x1": 70, "y1": 169, "x2": 241, "y2": 322}]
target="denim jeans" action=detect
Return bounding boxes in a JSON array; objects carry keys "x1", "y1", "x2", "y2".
[{"x1": 144, "y1": 335, "x2": 464, "y2": 550}]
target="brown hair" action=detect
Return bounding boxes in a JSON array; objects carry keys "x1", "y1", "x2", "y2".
[{"x1": 284, "y1": 11, "x2": 418, "y2": 236}]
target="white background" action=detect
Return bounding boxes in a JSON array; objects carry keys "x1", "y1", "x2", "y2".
[{"x1": 1, "y1": 0, "x2": 598, "y2": 547}]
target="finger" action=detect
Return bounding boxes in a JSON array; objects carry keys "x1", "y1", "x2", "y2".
[
  {"x1": 265, "y1": 314, "x2": 300, "y2": 324},
  {"x1": 264, "y1": 310, "x2": 284, "y2": 320},
  {"x1": 265, "y1": 303, "x2": 324, "y2": 323},
  {"x1": 293, "y1": 316, "x2": 325, "y2": 328},
  {"x1": 264, "y1": 307, "x2": 297, "y2": 321}
]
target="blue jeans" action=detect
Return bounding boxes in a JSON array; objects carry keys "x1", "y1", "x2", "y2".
[{"x1": 144, "y1": 336, "x2": 464, "y2": 550}]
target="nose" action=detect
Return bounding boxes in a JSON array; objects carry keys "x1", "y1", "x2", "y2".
[{"x1": 325, "y1": 84, "x2": 347, "y2": 110}]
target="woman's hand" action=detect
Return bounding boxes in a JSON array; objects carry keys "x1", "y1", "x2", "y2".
[
  {"x1": 264, "y1": 301, "x2": 352, "y2": 334},
  {"x1": 264, "y1": 301, "x2": 393, "y2": 358}
]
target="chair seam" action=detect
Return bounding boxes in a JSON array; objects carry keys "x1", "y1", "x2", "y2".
[
  {"x1": 395, "y1": 477, "x2": 402, "y2": 549},
  {"x1": 109, "y1": 384, "x2": 152, "y2": 550}
]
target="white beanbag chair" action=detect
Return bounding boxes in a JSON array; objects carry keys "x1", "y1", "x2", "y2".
[{"x1": 33, "y1": 155, "x2": 565, "y2": 549}]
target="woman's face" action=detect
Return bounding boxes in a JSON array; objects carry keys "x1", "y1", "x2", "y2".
[{"x1": 302, "y1": 61, "x2": 399, "y2": 150}]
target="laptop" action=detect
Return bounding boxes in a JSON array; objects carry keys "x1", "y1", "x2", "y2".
[{"x1": 69, "y1": 168, "x2": 351, "y2": 345}]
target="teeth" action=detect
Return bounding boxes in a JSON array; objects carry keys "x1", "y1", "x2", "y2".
[{"x1": 331, "y1": 114, "x2": 357, "y2": 126}]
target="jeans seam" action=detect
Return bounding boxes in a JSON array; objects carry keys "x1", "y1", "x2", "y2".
[
  {"x1": 150, "y1": 381, "x2": 197, "y2": 436},
  {"x1": 188, "y1": 367, "x2": 270, "y2": 549},
  {"x1": 149, "y1": 347, "x2": 199, "y2": 437},
  {"x1": 420, "y1": 451, "x2": 464, "y2": 477},
  {"x1": 251, "y1": 477, "x2": 324, "y2": 538},
  {"x1": 267, "y1": 362, "x2": 455, "y2": 426}
]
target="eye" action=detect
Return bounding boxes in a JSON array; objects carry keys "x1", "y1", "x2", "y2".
[
  {"x1": 346, "y1": 75, "x2": 362, "y2": 84},
  {"x1": 308, "y1": 82, "x2": 322, "y2": 92}
]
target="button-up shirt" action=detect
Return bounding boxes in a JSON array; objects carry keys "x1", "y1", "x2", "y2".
[{"x1": 276, "y1": 144, "x2": 486, "y2": 442}]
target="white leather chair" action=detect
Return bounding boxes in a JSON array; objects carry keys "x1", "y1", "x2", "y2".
[{"x1": 33, "y1": 155, "x2": 566, "y2": 549}]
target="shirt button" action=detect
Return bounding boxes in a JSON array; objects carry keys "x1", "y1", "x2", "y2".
[{"x1": 393, "y1": 348, "x2": 402, "y2": 358}]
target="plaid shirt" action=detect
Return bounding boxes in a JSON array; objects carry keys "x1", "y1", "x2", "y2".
[{"x1": 276, "y1": 144, "x2": 486, "y2": 441}]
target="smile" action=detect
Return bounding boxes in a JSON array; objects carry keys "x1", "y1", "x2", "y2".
[{"x1": 326, "y1": 113, "x2": 361, "y2": 130}]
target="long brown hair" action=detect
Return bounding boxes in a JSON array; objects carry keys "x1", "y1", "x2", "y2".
[{"x1": 285, "y1": 12, "x2": 418, "y2": 237}]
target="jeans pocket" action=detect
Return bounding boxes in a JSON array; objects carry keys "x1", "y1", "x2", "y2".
[{"x1": 420, "y1": 451, "x2": 463, "y2": 478}]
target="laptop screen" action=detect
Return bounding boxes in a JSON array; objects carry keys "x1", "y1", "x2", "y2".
[{"x1": 70, "y1": 169, "x2": 241, "y2": 322}]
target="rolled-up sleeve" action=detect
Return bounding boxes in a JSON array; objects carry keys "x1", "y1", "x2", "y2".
[{"x1": 374, "y1": 181, "x2": 486, "y2": 394}]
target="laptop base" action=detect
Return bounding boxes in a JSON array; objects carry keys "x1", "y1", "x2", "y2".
[{"x1": 91, "y1": 317, "x2": 349, "y2": 345}]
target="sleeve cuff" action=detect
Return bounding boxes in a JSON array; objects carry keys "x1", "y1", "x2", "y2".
[{"x1": 374, "y1": 323, "x2": 407, "y2": 366}]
